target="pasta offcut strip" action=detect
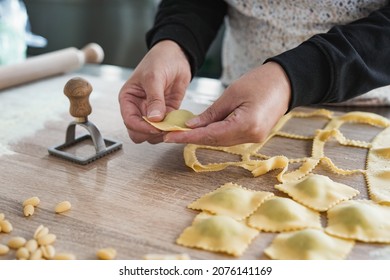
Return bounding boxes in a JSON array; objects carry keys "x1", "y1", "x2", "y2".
[{"x1": 184, "y1": 109, "x2": 390, "y2": 202}]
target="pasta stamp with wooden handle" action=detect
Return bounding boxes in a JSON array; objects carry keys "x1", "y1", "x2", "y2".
[{"x1": 48, "y1": 77, "x2": 122, "y2": 164}]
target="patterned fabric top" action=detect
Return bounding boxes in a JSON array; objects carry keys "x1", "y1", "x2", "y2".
[{"x1": 221, "y1": 0, "x2": 390, "y2": 105}]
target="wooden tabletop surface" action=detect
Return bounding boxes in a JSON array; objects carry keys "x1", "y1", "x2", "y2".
[{"x1": 1, "y1": 65, "x2": 390, "y2": 260}]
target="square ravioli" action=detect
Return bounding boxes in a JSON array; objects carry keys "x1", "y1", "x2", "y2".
[
  {"x1": 264, "y1": 228, "x2": 355, "y2": 260},
  {"x1": 176, "y1": 212, "x2": 259, "y2": 256},
  {"x1": 325, "y1": 200, "x2": 390, "y2": 243},
  {"x1": 188, "y1": 182, "x2": 273, "y2": 220},
  {"x1": 275, "y1": 174, "x2": 359, "y2": 211},
  {"x1": 248, "y1": 196, "x2": 321, "y2": 232},
  {"x1": 366, "y1": 126, "x2": 390, "y2": 205}
]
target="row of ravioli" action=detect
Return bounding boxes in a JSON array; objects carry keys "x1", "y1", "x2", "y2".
[{"x1": 176, "y1": 174, "x2": 390, "y2": 259}]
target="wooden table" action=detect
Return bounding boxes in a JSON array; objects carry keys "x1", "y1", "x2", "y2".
[{"x1": 1, "y1": 65, "x2": 390, "y2": 260}]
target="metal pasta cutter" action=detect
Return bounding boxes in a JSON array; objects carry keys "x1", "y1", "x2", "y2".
[{"x1": 48, "y1": 77, "x2": 122, "y2": 164}]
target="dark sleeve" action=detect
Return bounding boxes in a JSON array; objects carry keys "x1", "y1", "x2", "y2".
[
  {"x1": 267, "y1": 4, "x2": 390, "y2": 109},
  {"x1": 146, "y1": 0, "x2": 227, "y2": 77}
]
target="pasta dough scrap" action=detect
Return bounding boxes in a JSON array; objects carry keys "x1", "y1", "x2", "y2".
[
  {"x1": 183, "y1": 109, "x2": 331, "y2": 182},
  {"x1": 264, "y1": 228, "x2": 355, "y2": 260},
  {"x1": 275, "y1": 174, "x2": 359, "y2": 211},
  {"x1": 144, "y1": 109, "x2": 195, "y2": 131},
  {"x1": 247, "y1": 196, "x2": 321, "y2": 232},
  {"x1": 176, "y1": 212, "x2": 258, "y2": 256},
  {"x1": 183, "y1": 109, "x2": 390, "y2": 187},
  {"x1": 188, "y1": 182, "x2": 273, "y2": 220},
  {"x1": 325, "y1": 200, "x2": 390, "y2": 243}
]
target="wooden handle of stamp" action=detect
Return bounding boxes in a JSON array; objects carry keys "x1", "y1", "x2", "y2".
[
  {"x1": 0, "y1": 43, "x2": 104, "y2": 91},
  {"x1": 64, "y1": 77, "x2": 93, "y2": 123}
]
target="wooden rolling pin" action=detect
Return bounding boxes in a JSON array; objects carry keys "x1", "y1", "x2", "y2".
[{"x1": 0, "y1": 43, "x2": 104, "y2": 90}]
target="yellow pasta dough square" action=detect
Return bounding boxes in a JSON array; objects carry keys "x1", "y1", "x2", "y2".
[
  {"x1": 143, "y1": 109, "x2": 195, "y2": 131},
  {"x1": 325, "y1": 200, "x2": 390, "y2": 243},
  {"x1": 176, "y1": 212, "x2": 259, "y2": 256},
  {"x1": 188, "y1": 182, "x2": 273, "y2": 220},
  {"x1": 247, "y1": 196, "x2": 321, "y2": 232},
  {"x1": 264, "y1": 228, "x2": 355, "y2": 260},
  {"x1": 275, "y1": 174, "x2": 359, "y2": 211}
]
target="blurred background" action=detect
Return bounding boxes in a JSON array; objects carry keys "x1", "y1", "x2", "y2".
[{"x1": 23, "y1": 0, "x2": 224, "y2": 78}]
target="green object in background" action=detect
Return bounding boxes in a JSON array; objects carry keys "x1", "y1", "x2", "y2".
[{"x1": 0, "y1": 0, "x2": 28, "y2": 65}]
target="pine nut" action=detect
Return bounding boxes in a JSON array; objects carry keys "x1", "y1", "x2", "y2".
[
  {"x1": 25, "y1": 239, "x2": 38, "y2": 253},
  {"x1": 55, "y1": 201, "x2": 71, "y2": 214},
  {"x1": 16, "y1": 247, "x2": 30, "y2": 260},
  {"x1": 29, "y1": 248, "x2": 42, "y2": 260},
  {"x1": 41, "y1": 245, "x2": 55, "y2": 260},
  {"x1": 0, "y1": 220, "x2": 13, "y2": 233},
  {"x1": 0, "y1": 213, "x2": 4, "y2": 221},
  {"x1": 96, "y1": 247, "x2": 117, "y2": 260},
  {"x1": 23, "y1": 196, "x2": 40, "y2": 207},
  {"x1": 7, "y1": 236, "x2": 26, "y2": 249},
  {"x1": 33, "y1": 225, "x2": 44, "y2": 239},
  {"x1": 37, "y1": 233, "x2": 56, "y2": 246},
  {"x1": 23, "y1": 204, "x2": 35, "y2": 217},
  {"x1": 53, "y1": 253, "x2": 76, "y2": 260},
  {"x1": 0, "y1": 244, "x2": 9, "y2": 255},
  {"x1": 34, "y1": 226, "x2": 49, "y2": 240}
]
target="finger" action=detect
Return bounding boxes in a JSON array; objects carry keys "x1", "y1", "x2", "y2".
[
  {"x1": 164, "y1": 124, "x2": 239, "y2": 146},
  {"x1": 120, "y1": 96, "x2": 162, "y2": 136},
  {"x1": 147, "y1": 134, "x2": 165, "y2": 144},
  {"x1": 165, "y1": 107, "x2": 269, "y2": 146},
  {"x1": 164, "y1": 114, "x2": 245, "y2": 146},
  {"x1": 127, "y1": 128, "x2": 165, "y2": 144},
  {"x1": 185, "y1": 88, "x2": 238, "y2": 128},
  {"x1": 143, "y1": 75, "x2": 166, "y2": 122}
]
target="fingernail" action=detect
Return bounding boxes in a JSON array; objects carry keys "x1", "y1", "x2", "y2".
[
  {"x1": 148, "y1": 110, "x2": 162, "y2": 119},
  {"x1": 186, "y1": 117, "x2": 200, "y2": 127}
]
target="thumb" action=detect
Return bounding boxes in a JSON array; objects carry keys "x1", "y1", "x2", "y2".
[{"x1": 144, "y1": 79, "x2": 166, "y2": 122}]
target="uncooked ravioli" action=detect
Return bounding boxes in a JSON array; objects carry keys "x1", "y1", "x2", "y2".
[
  {"x1": 143, "y1": 109, "x2": 195, "y2": 131},
  {"x1": 325, "y1": 200, "x2": 390, "y2": 243},
  {"x1": 176, "y1": 212, "x2": 259, "y2": 256},
  {"x1": 247, "y1": 196, "x2": 321, "y2": 232},
  {"x1": 275, "y1": 174, "x2": 359, "y2": 211},
  {"x1": 264, "y1": 228, "x2": 355, "y2": 260},
  {"x1": 188, "y1": 182, "x2": 273, "y2": 220}
]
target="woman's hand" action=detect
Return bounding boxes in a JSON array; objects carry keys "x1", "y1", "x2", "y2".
[
  {"x1": 119, "y1": 40, "x2": 192, "y2": 144},
  {"x1": 164, "y1": 62, "x2": 291, "y2": 146}
]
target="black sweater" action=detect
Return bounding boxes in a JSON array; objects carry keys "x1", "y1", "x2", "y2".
[{"x1": 146, "y1": 0, "x2": 390, "y2": 109}]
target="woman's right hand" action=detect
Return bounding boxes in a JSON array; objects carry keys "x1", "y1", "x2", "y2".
[{"x1": 118, "y1": 40, "x2": 192, "y2": 144}]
